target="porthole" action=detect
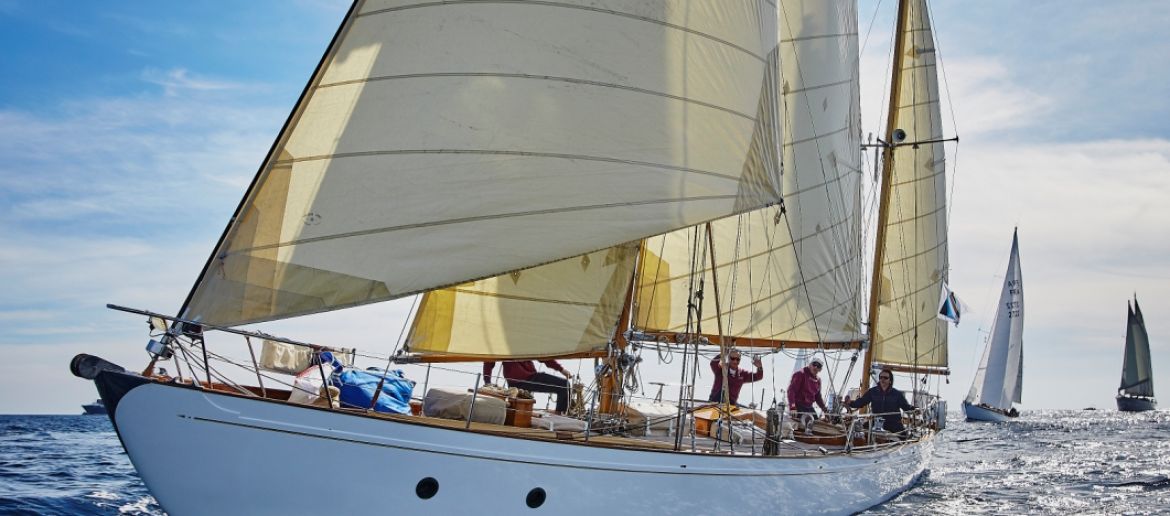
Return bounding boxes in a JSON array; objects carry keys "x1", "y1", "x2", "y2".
[
  {"x1": 526, "y1": 487, "x2": 546, "y2": 508},
  {"x1": 416, "y1": 477, "x2": 439, "y2": 499}
]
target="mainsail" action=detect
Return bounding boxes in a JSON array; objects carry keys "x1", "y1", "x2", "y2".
[
  {"x1": 966, "y1": 230, "x2": 1024, "y2": 410},
  {"x1": 633, "y1": 0, "x2": 865, "y2": 347},
  {"x1": 869, "y1": 0, "x2": 950, "y2": 372},
  {"x1": 1120, "y1": 298, "x2": 1155, "y2": 397},
  {"x1": 181, "y1": 0, "x2": 786, "y2": 327}
]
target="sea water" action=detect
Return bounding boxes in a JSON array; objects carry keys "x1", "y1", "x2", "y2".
[{"x1": 1, "y1": 411, "x2": 1167, "y2": 515}]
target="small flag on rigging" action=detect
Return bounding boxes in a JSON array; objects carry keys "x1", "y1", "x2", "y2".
[{"x1": 938, "y1": 283, "x2": 964, "y2": 325}]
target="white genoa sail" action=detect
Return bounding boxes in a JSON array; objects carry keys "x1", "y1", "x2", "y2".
[
  {"x1": 966, "y1": 230, "x2": 1024, "y2": 410},
  {"x1": 870, "y1": 0, "x2": 950, "y2": 371},
  {"x1": 1120, "y1": 298, "x2": 1155, "y2": 397},
  {"x1": 181, "y1": 0, "x2": 787, "y2": 327},
  {"x1": 633, "y1": 0, "x2": 865, "y2": 347}
]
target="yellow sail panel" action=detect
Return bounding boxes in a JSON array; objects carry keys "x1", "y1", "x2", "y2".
[
  {"x1": 182, "y1": 0, "x2": 786, "y2": 326},
  {"x1": 405, "y1": 244, "x2": 637, "y2": 359},
  {"x1": 632, "y1": 0, "x2": 865, "y2": 346},
  {"x1": 871, "y1": 0, "x2": 949, "y2": 369}
]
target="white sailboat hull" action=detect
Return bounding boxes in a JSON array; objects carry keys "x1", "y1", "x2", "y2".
[
  {"x1": 106, "y1": 375, "x2": 931, "y2": 515},
  {"x1": 961, "y1": 401, "x2": 1014, "y2": 422}
]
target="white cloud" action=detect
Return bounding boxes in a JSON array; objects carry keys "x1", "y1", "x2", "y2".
[
  {"x1": 0, "y1": 81, "x2": 283, "y2": 232},
  {"x1": 141, "y1": 68, "x2": 247, "y2": 97},
  {"x1": 942, "y1": 58, "x2": 1053, "y2": 140}
]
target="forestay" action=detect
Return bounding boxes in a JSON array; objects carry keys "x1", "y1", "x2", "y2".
[
  {"x1": 870, "y1": 0, "x2": 950, "y2": 369},
  {"x1": 181, "y1": 0, "x2": 785, "y2": 327},
  {"x1": 634, "y1": 0, "x2": 865, "y2": 347}
]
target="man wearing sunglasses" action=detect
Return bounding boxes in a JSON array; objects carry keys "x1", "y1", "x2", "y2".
[
  {"x1": 707, "y1": 349, "x2": 764, "y2": 406},
  {"x1": 843, "y1": 367, "x2": 916, "y2": 433},
  {"x1": 787, "y1": 359, "x2": 829, "y2": 420}
]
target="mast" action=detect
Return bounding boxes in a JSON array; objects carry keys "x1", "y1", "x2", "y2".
[
  {"x1": 597, "y1": 244, "x2": 641, "y2": 415},
  {"x1": 863, "y1": 0, "x2": 911, "y2": 391}
]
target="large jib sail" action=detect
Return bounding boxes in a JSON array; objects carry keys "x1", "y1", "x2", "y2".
[
  {"x1": 632, "y1": 0, "x2": 865, "y2": 348},
  {"x1": 869, "y1": 0, "x2": 950, "y2": 373},
  {"x1": 1120, "y1": 298, "x2": 1155, "y2": 397},
  {"x1": 966, "y1": 230, "x2": 1024, "y2": 410},
  {"x1": 180, "y1": 0, "x2": 786, "y2": 327}
]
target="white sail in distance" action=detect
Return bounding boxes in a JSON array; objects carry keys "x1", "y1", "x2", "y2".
[
  {"x1": 634, "y1": 0, "x2": 865, "y2": 347},
  {"x1": 181, "y1": 0, "x2": 786, "y2": 327},
  {"x1": 870, "y1": 0, "x2": 950, "y2": 370},
  {"x1": 1120, "y1": 298, "x2": 1155, "y2": 397},
  {"x1": 966, "y1": 230, "x2": 1024, "y2": 410}
]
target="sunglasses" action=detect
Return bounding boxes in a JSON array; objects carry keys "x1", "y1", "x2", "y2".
[{"x1": 879, "y1": 376, "x2": 892, "y2": 380}]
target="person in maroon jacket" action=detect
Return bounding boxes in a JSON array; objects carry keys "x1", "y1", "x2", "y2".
[
  {"x1": 707, "y1": 350, "x2": 764, "y2": 406},
  {"x1": 483, "y1": 360, "x2": 573, "y2": 414},
  {"x1": 787, "y1": 359, "x2": 828, "y2": 418}
]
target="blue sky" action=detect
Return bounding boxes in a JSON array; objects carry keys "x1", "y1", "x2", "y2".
[{"x1": 1, "y1": 0, "x2": 1167, "y2": 413}]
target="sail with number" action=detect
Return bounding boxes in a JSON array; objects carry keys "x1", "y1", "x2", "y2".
[
  {"x1": 180, "y1": 0, "x2": 786, "y2": 328},
  {"x1": 869, "y1": 0, "x2": 950, "y2": 372},
  {"x1": 965, "y1": 230, "x2": 1024, "y2": 412}
]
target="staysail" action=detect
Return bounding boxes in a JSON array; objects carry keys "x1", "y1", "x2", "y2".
[
  {"x1": 869, "y1": 0, "x2": 950, "y2": 373},
  {"x1": 1120, "y1": 297, "x2": 1155, "y2": 397},
  {"x1": 181, "y1": 0, "x2": 786, "y2": 327},
  {"x1": 405, "y1": 244, "x2": 637, "y2": 360},
  {"x1": 966, "y1": 230, "x2": 1024, "y2": 410},
  {"x1": 633, "y1": 0, "x2": 865, "y2": 347}
]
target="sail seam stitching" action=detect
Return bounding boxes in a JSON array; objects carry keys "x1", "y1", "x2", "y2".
[
  {"x1": 357, "y1": 1, "x2": 768, "y2": 63},
  {"x1": 271, "y1": 149, "x2": 741, "y2": 182},
  {"x1": 783, "y1": 78, "x2": 853, "y2": 97},
  {"x1": 317, "y1": 73, "x2": 757, "y2": 122},
  {"x1": 226, "y1": 195, "x2": 740, "y2": 255},
  {"x1": 885, "y1": 205, "x2": 946, "y2": 228},
  {"x1": 447, "y1": 288, "x2": 601, "y2": 308}
]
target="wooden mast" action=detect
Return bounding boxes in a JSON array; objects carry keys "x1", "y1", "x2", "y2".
[
  {"x1": 863, "y1": 0, "x2": 911, "y2": 391},
  {"x1": 597, "y1": 242, "x2": 641, "y2": 414}
]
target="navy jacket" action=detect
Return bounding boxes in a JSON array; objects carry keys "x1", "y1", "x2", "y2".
[{"x1": 847, "y1": 385, "x2": 915, "y2": 432}]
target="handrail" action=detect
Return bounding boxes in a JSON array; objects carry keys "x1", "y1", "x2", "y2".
[{"x1": 108, "y1": 304, "x2": 324, "y2": 350}]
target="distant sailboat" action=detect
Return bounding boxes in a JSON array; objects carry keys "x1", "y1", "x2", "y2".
[
  {"x1": 1117, "y1": 296, "x2": 1157, "y2": 412},
  {"x1": 963, "y1": 229, "x2": 1023, "y2": 422}
]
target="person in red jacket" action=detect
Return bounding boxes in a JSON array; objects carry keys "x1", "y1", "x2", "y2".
[
  {"x1": 707, "y1": 350, "x2": 764, "y2": 406},
  {"x1": 483, "y1": 360, "x2": 573, "y2": 414},
  {"x1": 787, "y1": 359, "x2": 828, "y2": 418}
]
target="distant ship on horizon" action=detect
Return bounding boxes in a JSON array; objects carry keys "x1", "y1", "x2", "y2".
[{"x1": 81, "y1": 399, "x2": 106, "y2": 415}]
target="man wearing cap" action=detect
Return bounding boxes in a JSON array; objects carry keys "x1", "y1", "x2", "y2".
[
  {"x1": 707, "y1": 350, "x2": 764, "y2": 406},
  {"x1": 787, "y1": 359, "x2": 828, "y2": 418}
]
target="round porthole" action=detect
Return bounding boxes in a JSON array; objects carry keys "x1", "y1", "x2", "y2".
[
  {"x1": 526, "y1": 487, "x2": 546, "y2": 508},
  {"x1": 416, "y1": 477, "x2": 439, "y2": 499}
]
